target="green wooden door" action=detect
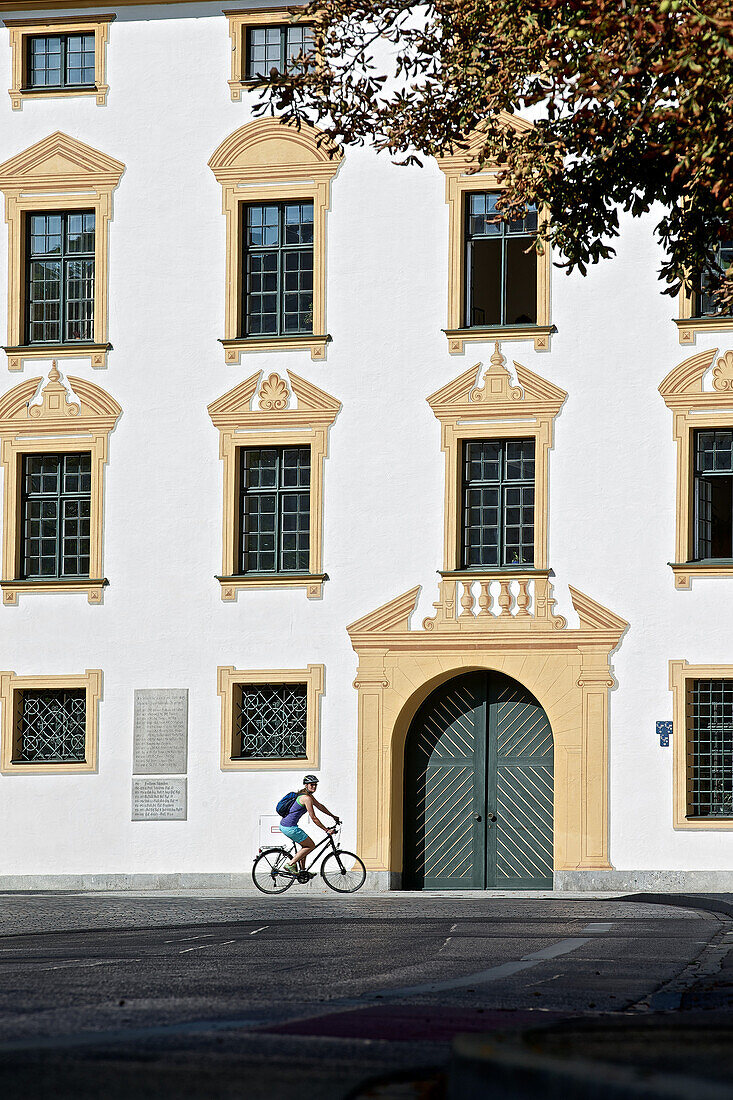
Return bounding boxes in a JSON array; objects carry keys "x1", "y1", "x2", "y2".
[{"x1": 403, "y1": 671, "x2": 553, "y2": 890}]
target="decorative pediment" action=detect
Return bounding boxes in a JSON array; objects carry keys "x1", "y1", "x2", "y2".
[
  {"x1": 0, "y1": 364, "x2": 121, "y2": 435},
  {"x1": 427, "y1": 344, "x2": 567, "y2": 424},
  {"x1": 208, "y1": 370, "x2": 341, "y2": 432},
  {"x1": 437, "y1": 113, "x2": 534, "y2": 174},
  {"x1": 209, "y1": 119, "x2": 342, "y2": 186},
  {"x1": 347, "y1": 587, "x2": 422, "y2": 636},
  {"x1": 0, "y1": 132, "x2": 124, "y2": 193}
]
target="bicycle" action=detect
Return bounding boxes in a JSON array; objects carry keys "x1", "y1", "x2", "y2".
[{"x1": 252, "y1": 824, "x2": 366, "y2": 894}]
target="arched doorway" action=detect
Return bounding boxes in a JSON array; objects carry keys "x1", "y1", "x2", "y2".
[{"x1": 403, "y1": 670, "x2": 553, "y2": 890}]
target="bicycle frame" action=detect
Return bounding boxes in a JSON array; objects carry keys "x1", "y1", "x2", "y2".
[{"x1": 282, "y1": 826, "x2": 341, "y2": 872}]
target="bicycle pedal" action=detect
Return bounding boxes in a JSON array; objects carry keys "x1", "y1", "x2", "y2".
[{"x1": 297, "y1": 872, "x2": 315, "y2": 883}]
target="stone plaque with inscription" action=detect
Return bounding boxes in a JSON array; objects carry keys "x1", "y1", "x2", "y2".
[
  {"x1": 132, "y1": 777, "x2": 187, "y2": 821},
  {"x1": 133, "y1": 689, "x2": 188, "y2": 774}
]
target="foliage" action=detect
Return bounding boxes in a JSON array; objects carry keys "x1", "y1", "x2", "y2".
[{"x1": 257, "y1": 1, "x2": 733, "y2": 307}]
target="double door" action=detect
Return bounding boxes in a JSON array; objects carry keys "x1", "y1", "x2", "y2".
[{"x1": 403, "y1": 670, "x2": 553, "y2": 890}]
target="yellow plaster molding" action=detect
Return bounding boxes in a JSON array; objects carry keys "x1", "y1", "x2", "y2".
[
  {"x1": 209, "y1": 119, "x2": 341, "y2": 363},
  {"x1": 208, "y1": 368, "x2": 340, "y2": 599},
  {"x1": 436, "y1": 119, "x2": 552, "y2": 353},
  {"x1": 0, "y1": 668, "x2": 102, "y2": 774},
  {"x1": 223, "y1": 6, "x2": 313, "y2": 102},
  {"x1": 659, "y1": 347, "x2": 733, "y2": 587},
  {"x1": 0, "y1": 131, "x2": 124, "y2": 371},
  {"x1": 217, "y1": 663, "x2": 324, "y2": 770},
  {"x1": 3, "y1": 13, "x2": 114, "y2": 110},
  {"x1": 347, "y1": 580, "x2": 627, "y2": 876},
  {"x1": 427, "y1": 343, "x2": 567, "y2": 573},
  {"x1": 0, "y1": 363, "x2": 121, "y2": 604},
  {"x1": 669, "y1": 659, "x2": 733, "y2": 829}
]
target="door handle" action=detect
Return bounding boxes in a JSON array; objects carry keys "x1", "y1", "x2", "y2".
[
  {"x1": 474, "y1": 813, "x2": 482, "y2": 821},
  {"x1": 488, "y1": 812, "x2": 497, "y2": 822}
]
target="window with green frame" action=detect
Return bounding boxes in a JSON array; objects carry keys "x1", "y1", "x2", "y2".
[
  {"x1": 693, "y1": 429, "x2": 733, "y2": 560},
  {"x1": 242, "y1": 202, "x2": 314, "y2": 337},
  {"x1": 245, "y1": 23, "x2": 314, "y2": 80},
  {"x1": 20, "y1": 452, "x2": 91, "y2": 579},
  {"x1": 239, "y1": 446, "x2": 311, "y2": 574},
  {"x1": 461, "y1": 438, "x2": 535, "y2": 568},
  {"x1": 26, "y1": 33, "x2": 95, "y2": 89},
  {"x1": 465, "y1": 192, "x2": 538, "y2": 328},
  {"x1": 687, "y1": 679, "x2": 733, "y2": 818},
  {"x1": 26, "y1": 210, "x2": 95, "y2": 345},
  {"x1": 695, "y1": 241, "x2": 733, "y2": 318}
]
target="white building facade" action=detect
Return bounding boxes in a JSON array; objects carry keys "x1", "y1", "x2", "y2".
[{"x1": 0, "y1": 1, "x2": 732, "y2": 892}]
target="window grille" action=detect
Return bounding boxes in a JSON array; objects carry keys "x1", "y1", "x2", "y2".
[
  {"x1": 696, "y1": 241, "x2": 733, "y2": 317},
  {"x1": 26, "y1": 33, "x2": 95, "y2": 89},
  {"x1": 465, "y1": 192, "x2": 538, "y2": 328},
  {"x1": 21, "y1": 452, "x2": 91, "y2": 579},
  {"x1": 13, "y1": 688, "x2": 86, "y2": 763},
  {"x1": 245, "y1": 24, "x2": 314, "y2": 80},
  {"x1": 693, "y1": 429, "x2": 733, "y2": 560},
  {"x1": 462, "y1": 439, "x2": 535, "y2": 568},
  {"x1": 239, "y1": 446, "x2": 310, "y2": 573},
  {"x1": 234, "y1": 683, "x2": 307, "y2": 759},
  {"x1": 26, "y1": 211, "x2": 95, "y2": 344},
  {"x1": 688, "y1": 679, "x2": 733, "y2": 817},
  {"x1": 242, "y1": 202, "x2": 314, "y2": 336}
]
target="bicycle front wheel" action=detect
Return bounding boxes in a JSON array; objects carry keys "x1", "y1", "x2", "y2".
[
  {"x1": 252, "y1": 848, "x2": 295, "y2": 894},
  {"x1": 321, "y1": 849, "x2": 367, "y2": 893}
]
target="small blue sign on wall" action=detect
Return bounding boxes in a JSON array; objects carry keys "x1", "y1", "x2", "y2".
[{"x1": 656, "y1": 721, "x2": 673, "y2": 747}]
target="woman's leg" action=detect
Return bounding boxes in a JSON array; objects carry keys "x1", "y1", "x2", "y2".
[{"x1": 291, "y1": 836, "x2": 315, "y2": 867}]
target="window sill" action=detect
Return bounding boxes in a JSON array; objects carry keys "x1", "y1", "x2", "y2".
[
  {"x1": 675, "y1": 815, "x2": 733, "y2": 830},
  {"x1": 220, "y1": 335, "x2": 330, "y2": 364},
  {"x1": 674, "y1": 316, "x2": 733, "y2": 346},
  {"x1": 1, "y1": 578, "x2": 108, "y2": 606},
  {"x1": 4, "y1": 343, "x2": 111, "y2": 372},
  {"x1": 12, "y1": 84, "x2": 107, "y2": 109},
  {"x1": 444, "y1": 325, "x2": 555, "y2": 354},
  {"x1": 222, "y1": 752, "x2": 317, "y2": 772},
  {"x1": 216, "y1": 573, "x2": 328, "y2": 601},
  {"x1": 669, "y1": 561, "x2": 733, "y2": 589},
  {"x1": 3, "y1": 757, "x2": 93, "y2": 775},
  {"x1": 440, "y1": 568, "x2": 552, "y2": 579}
]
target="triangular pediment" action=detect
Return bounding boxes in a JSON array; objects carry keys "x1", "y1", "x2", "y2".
[
  {"x1": 347, "y1": 587, "x2": 421, "y2": 636},
  {"x1": 208, "y1": 370, "x2": 341, "y2": 429},
  {"x1": 427, "y1": 345, "x2": 566, "y2": 421},
  {"x1": 568, "y1": 587, "x2": 629, "y2": 635},
  {"x1": 0, "y1": 132, "x2": 124, "y2": 191}
]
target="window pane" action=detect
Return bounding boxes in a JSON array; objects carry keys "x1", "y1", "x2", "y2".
[
  {"x1": 504, "y1": 237, "x2": 538, "y2": 324},
  {"x1": 240, "y1": 446, "x2": 311, "y2": 573},
  {"x1": 689, "y1": 680, "x2": 733, "y2": 817},
  {"x1": 28, "y1": 36, "x2": 63, "y2": 88},
  {"x1": 242, "y1": 202, "x2": 314, "y2": 337},
  {"x1": 15, "y1": 689, "x2": 86, "y2": 763},
  {"x1": 66, "y1": 33, "x2": 95, "y2": 85},
  {"x1": 21, "y1": 452, "x2": 91, "y2": 579},
  {"x1": 462, "y1": 439, "x2": 534, "y2": 568},
  {"x1": 468, "y1": 239, "x2": 502, "y2": 326}
]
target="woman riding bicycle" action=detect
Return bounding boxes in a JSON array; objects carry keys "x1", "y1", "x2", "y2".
[{"x1": 281, "y1": 774, "x2": 340, "y2": 875}]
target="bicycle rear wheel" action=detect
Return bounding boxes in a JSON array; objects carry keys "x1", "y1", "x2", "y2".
[
  {"x1": 252, "y1": 847, "x2": 295, "y2": 894},
  {"x1": 320, "y1": 849, "x2": 367, "y2": 893}
]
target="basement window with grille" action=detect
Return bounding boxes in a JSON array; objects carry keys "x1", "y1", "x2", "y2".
[
  {"x1": 13, "y1": 688, "x2": 86, "y2": 764},
  {"x1": 234, "y1": 682, "x2": 307, "y2": 760},
  {"x1": 688, "y1": 679, "x2": 733, "y2": 819}
]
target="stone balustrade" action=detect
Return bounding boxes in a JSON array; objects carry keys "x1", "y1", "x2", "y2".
[{"x1": 422, "y1": 571, "x2": 567, "y2": 632}]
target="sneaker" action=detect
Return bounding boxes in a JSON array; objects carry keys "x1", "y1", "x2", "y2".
[{"x1": 283, "y1": 862, "x2": 298, "y2": 874}]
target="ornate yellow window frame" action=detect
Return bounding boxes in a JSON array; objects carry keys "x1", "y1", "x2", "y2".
[
  {"x1": 659, "y1": 347, "x2": 733, "y2": 588},
  {"x1": 0, "y1": 363, "x2": 121, "y2": 605},
  {"x1": 0, "y1": 131, "x2": 124, "y2": 372},
  {"x1": 3, "y1": 13, "x2": 114, "y2": 110},
  {"x1": 348, "y1": 582, "x2": 627, "y2": 883},
  {"x1": 208, "y1": 368, "x2": 340, "y2": 600},
  {"x1": 675, "y1": 285, "x2": 733, "y2": 347},
  {"x1": 0, "y1": 668, "x2": 102, "y2": 774},
  {"x1": 427, "y1": 343, "x2": 566, "y2": 576},
  {"x1": 669, "y1": 660, "x2": 733, "y2": 829},
  {"x1": 217, "y1": 663, "x2": 324, "y2": 771},
  {"x1": 208, "y1": 119, "x2": 341, "y2": 363},
  {"x1": 437, "y1": 117, "x2": 553, "y2": 354},
  {"x1": 223, "y1": 6, "x2": 313, "y2": 102}
]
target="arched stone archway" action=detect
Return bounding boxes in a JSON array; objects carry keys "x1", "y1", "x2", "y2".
[{"x1": 347, "y1": 578, "x2": 627, "y2": 889}]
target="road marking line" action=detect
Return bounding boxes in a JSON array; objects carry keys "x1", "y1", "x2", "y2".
[
  {"x1": 250, "y1": 926, "x2": 268, "y2": 936},
  {"x1": 581, "y1": 922, "x2": 614, "y2": 933},
  {"x1": 364, "y1": 929, "x2": 613, "y2": 999},
  {"x1": 179, "y1": 940, "x2": 235, "y2": 954}
]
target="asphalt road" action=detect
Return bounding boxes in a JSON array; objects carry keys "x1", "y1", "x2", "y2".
[{"x1": 0, "y1": 891, "x2": 730, "y2": 1098}]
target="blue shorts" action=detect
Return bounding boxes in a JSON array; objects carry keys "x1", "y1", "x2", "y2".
[{"x1": 280, "y1": 824, "x2": 309, "y2": 844}]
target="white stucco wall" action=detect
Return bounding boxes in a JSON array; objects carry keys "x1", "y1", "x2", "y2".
[{"x1": 0, "y1": 2, "x2": 730, "y2": 884}]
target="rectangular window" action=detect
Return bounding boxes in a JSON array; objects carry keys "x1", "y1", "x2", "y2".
[
  {"x1": 688, "y1": 679, "x2": 733, "y2": 818},
  {"x1": 462, "y1": 439, "x2": 535, "y2": 568},
  {"x1": 13, "y1": 688, "x2": 86, "y2": 764},
  {"x1": 245, "y1": 24, "x2": 314, "y2": 80},
  {"x1": 233, "y1": 682, "x2": 307, "y2": 759},
  {"x1": 243, "y1": 202, "x2": 314, "y2": 336},
  {"x1": 695, "y1": 241, "x2": 733, "y2": 317},
  {"x1": 465, "y1": 193, "x2": 538, "y2": 328},
  {"x1": 26, "y1": 33, "x2": 95, "y2": 89},
  {"x1": 693, "y1": 429, "x2": 733, "y2": 560},
  {"x1": 239, "y1": 446, "x2": 311, "y2": 574},
  {"x1": 21, "y1": 452, "x2": 91, "y2": 579},
  {"x1": 26, "y1": 211, "x2": 95, "y2": 345}
]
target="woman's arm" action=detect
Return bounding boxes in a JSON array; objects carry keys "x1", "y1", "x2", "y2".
[
  {"x1": 313, "y1": 796, "x2": 339, "y2": 822},
  {"x1": 301, "y1": 793, "x2": 335, "y2": 832}
]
